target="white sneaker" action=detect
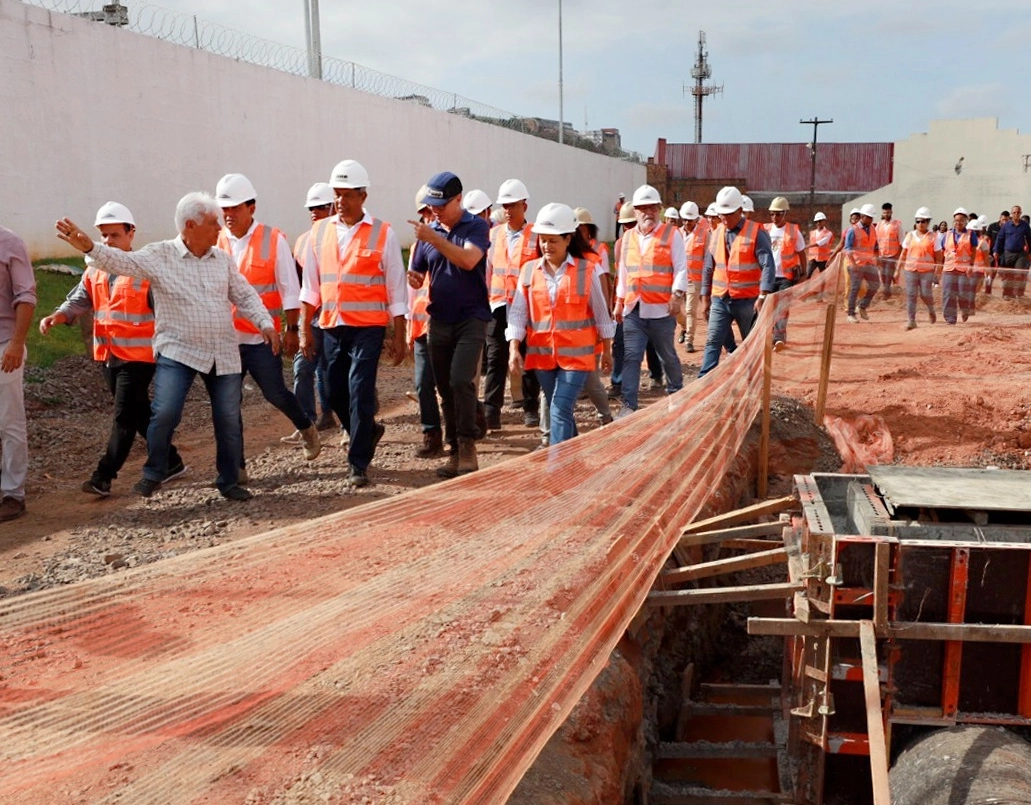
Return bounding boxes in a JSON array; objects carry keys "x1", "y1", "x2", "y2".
[
  {"x1": 280, "y1": 429, "x2": 303, "y2": 445},
  {"x1": 300, "y1": 424, "x2": 322, "y2": 461},
  {"x1": 847, "y1": 315, "x2": 859, "y2": 324}
]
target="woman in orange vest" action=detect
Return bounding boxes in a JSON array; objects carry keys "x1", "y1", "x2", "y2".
[
  {"x1": 941, "y1": 208, "x2": 979, "y2": 325},
  {"x1": 506, "y1": 204, "x2": 615, "y2": 445},
  {"x1": 896, "y1": 207, "x2": 941, "y2": 330}
]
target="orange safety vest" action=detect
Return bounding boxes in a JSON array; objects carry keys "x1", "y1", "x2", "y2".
[
  {"x1": 973, "y1": 239, "x2": 990, "y2": 272},
  {"x1": 683, "y1": 220, "x2": 709, "y2": 284},
  {"x1": 902, "y1": 230, "x2": 937, "y2": 273},
  {"x1": 848, "y1": 224, "x2": 878, "y2": 266},
  {"x1": 876, "y1": 218, "x2": 902, "y2": 256},
  {"x1": 623, "y1": 223, "x2": 676, "y2": 309},
  {"x1": 409, "y1": 274, "x2": 430, "y2": 341},
  {"x1": 711, "y1": 219, "x2": 763, "y2": 299},
  {"x1": 765, "y1": 221, "x2": 803, "y2": 278},
  {"x1": 808, "y1": 227, "x2": 832, "y2": 262},
  {"x1": 589, "y1": 239, "x2": 611, "y2": 275},
  {"x1": 86, "y1": 269, "x2": 155, "y2": 363},
  {"x1": 942, "y1": 230, "x2": 976, "y2": 274},
  {"x1": 313, "y1": 216, "x2": 391, "y2": 328},
  {"x1": 489, "y1": 223, "x2": 538, "y2": 306},
  {"x1": 293, "y1": 229, "x2": 312, "y2": 272},
  {"x1": 218, "y1": 224, "x2": 284, "y2": 335},
  {"x1": 520, "y1": 257, "x2": 598, "y2": 372}
]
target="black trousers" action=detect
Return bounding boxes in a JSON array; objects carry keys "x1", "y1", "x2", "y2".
[
  {"x1": 482, "y1": 305, "x2": 539, "y2": 416},
  {"x1": 96, "y1": 360, "x2": 181, "y2": 482},
  {"x1": 429, "y1": 317, "x2": 487, "y2": 445}
]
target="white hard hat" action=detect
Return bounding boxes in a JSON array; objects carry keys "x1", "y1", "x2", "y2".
[
  {"x1": 914, "y1": 206, "x2": 932, "y2": 220},
  {"x1": 769, "y1": 196, "x2": 790, "y2": 212},
  {"x1": 968, "y1": 217, "x2": 983, "y2": 231},
  {"x1": 617, "y1": 202, "x2": 637, "y2": 224},
  {"x1": 94, "y1": 201, "x2": 135, "y2": 228},
  {"x1": 631, "y1": 184, "x2": 662, "y2": 207},
  {"x1": 490, "y1": 208, "x2": 506, "y2": 225},
  {"x1": 714, "y1": 186, "x2": 744, "y2": 215},
  {"x1": 705, "y1": 203, "x2": 718, "y2": 217},
  {"x1": 304, "y1": 182, "x2": 335, "y2": 208},
  {"x1": 680, "y1": 201, "x2": 700, "y2": 220},
  {"x1": 859, "y1": 203, "x2": 878, "y2": 218},
  {"x1": 496, "y1": 179, "x2": 529, "y2": 205},
  {"x1": 664, "y1": 206, "x2": 681, "y2": 220},
  {"x1": 573, "y1": 207, "x2": 595, "y2": 225},
  {"x1": 462, "y1": 189, "x2": 492, "y2": 215},
  {"x1": 330, "y1": 159, "x2": 370, "y2": 189},
  {"x1": 813, "y1": 212, "x2": 827, "y2": 222},
  {"x1": 953, "y1": 207, "x2": 969, "y2": 217},
  {"x1": 742, "y1": 194, "x2": 755, "y2": 213},
  {"x1": 215, "y1": 173, "x2": 257, "y2": 207},
  {"x1": 531, "y1": 202, "x2": 578, "y2": 235},
  {"x1": 849, "y1": 208, "x2": 861, "y2": 216},
  {"x1": 415, "y1": 184, "x2": 431, "y2": 212}
]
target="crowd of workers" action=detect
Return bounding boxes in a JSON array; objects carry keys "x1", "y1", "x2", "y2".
[{"x1": 0, "y1": 171, "x2": 1027, "y2": 519}]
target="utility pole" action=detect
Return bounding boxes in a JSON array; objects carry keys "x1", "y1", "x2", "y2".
[
  {"x1": 801, "y1": 117, "x2": 833, "y2": 210},
  {"x1": 684, "y1": 31, "x2": 722, "y2": 144},
  {"x1": 303, "y1": 0, "x2": 322, "y2": 79},
  {"x1": 558, "y1": 0, "x2": 564, "y2": 144}
]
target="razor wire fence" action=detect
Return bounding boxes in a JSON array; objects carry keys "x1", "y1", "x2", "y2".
[{"x1": 22, "y1": 0, "x2": 644, "y2": 162}]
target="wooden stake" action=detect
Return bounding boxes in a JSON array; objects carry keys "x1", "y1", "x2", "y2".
[
  {"x1": 859, "y1": 621, "x2": 892, "y2": 805},
  {"x1": 682, "y1": 496, "x2": 797, "y2": 534},
  {"x1": 749, "y1": 617, "x2": 1031, "y2": 643},
  {"x1": 758, "y1": 331, "x2": 773, "y2": 498},
  {"x1": 874, "y1": 542, "x2": 890, "y2": 629},
  {"x1": 678, "y1": 521, "x2": 785, "y2": 548},
  {"x1": 662, "y1": 547, "x2": 788, "y2": 584},
  {"x1": 814, "y1": 302, "x2": 836, "y2": 425},
  {"x1": 647, "y1": 581, "x2": 801, "y2": 606}
]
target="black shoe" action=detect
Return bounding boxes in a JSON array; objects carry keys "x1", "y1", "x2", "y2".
[
  {"x1": 82, "y1": 477, "x2": 111, "y2": 497},
  {"x1": 606, "y1": 383, "x2": 622, "y2": 399},
  {"x1": 523, "y1": 410, "x2": 540, "y2": 428},
  {"x1": 485, "y1": 408, "x2": 502, "y2": 431},
  {"x1": 315, "y1": 411, "x2": 337, "y2": 431},
  {"x1": 163, "y1": 460, "x2": 188, "y2": 483},
  {"x1": 677, "y1": 331, "x2": 687, "y2": 344},
  {"x1": 133, "y1": 477, "x2": 161, "y2": 498},
  {"x1": 686, "y1": 344, "x2": 696, "y2": 354},
  {"x1": 346, "y1": 465, "x2": 369, "y2": 487},
  {"x1": 221, "y1": 485, "x2": 253, "y2": 501},
  {"x1": 370, "y1": 422, "x2": 386, "y2": 459}
]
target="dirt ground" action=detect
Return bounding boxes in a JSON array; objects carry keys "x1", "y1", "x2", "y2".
[{"x1": 2, "y1": 291, "x2": 1030, "y2": 597}]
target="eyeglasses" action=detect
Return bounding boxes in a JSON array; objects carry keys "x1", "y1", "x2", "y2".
[{"x1": 915, "y1": 218, "x2": 931, "y2": 223}]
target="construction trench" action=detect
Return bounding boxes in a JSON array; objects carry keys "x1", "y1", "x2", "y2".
[{"x1": 3, "y1": 261, "x2": 1031, "y2": 804}]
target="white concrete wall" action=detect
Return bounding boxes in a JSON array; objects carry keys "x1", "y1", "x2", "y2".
[
  {"x1": 1, "y1": 0, "x2": 644, "y2": 257},
  {"x1": 846, "y1": 118, "x2": 1031, "y2": 230}
]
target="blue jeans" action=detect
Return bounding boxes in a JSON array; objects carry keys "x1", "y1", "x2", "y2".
[
  {"x1": 535, "y1": 368, "x2": 588, "y2": 444},
  {"x1": 621, "y1": 309, "x2": 683, "y2": 410},
  {"x1": 414, "y1": 335, "x2": 441, "y2": 432},
  {"x1": 904, "y1": 271, "x2": 935, "y2": 322},
  {"x1": 292, "y1": 325, "x2": 330, "y2": 422},
  {"x1": 323, "y1": 325, "x2": 385, "y2": 471},
  {"x1": 239, "y1": 342, "x2": 312, "y2": 466},
  {"x1": 146, "y1": 355, "x2": 243, "y2": 492},
  {"x1": 847, "y1": 263, "x2": 880, "y2": 315},
  {"x1": 698, "y1": 295, "x2": 757, "y2": 377}
]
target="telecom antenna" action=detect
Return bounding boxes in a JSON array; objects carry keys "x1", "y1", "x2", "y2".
[{"x1": 683, "y1": 30, "x2": 723, "y2": 144}]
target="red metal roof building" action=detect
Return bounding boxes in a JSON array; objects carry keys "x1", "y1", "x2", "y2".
[{"x1": 654, "y1": 139, "x2": 894, "y2": 194}]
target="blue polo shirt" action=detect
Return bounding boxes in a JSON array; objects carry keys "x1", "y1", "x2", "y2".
[{"x1": 410, "y1": 211, "x2": 491, "y2": 324}]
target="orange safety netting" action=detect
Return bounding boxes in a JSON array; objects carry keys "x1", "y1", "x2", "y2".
[{"x1": 0, "y1": 262, "x2": 842, "y2": 805}]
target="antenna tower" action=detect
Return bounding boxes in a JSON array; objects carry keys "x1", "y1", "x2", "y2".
[{"x1": 684, "y1": 30, "x2": 723, "y2": 144}]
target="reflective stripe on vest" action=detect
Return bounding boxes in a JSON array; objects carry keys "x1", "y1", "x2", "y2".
[
  {"x1": 315, "y1": 217, "x2": 391, "y2": 327},
  {"x1": 219, "y1": 224, "x2": 284, "y2": 335},
  {"x1": 521, "y1": 257, "x2": 598, "y2": 372},
  {"x1": 624, "y1": 223, "x2": 675, "y2": 309},
  {"x1": 410, "y1": 276, "x2": 430, "y2": 341},
  {"x1": 942, "y1": 230, "x2": 975, "y2": 273},
  {"x1": 489, "y1": 223, "x2": 538, "y2": 306},
  {"x1": 808, "y1": 228, "x2": 832, "y2": 262},
  {"x1": 684, "y1": 221, "x2": 709, "y2": 284},
  {"x1": 712, "y1": 219, "x2": 763, "y2": 299},
  {"x1": 849, "y1": 224, "x2": 878, "y2": 266},
  {"x1": 766, "y1": 221, "x2": 802, "y2": 278},
  {"x1": 89, "y1": 269, "x2": 155, "y2": 363},
  {"x1": 876, "y1": 219, "x2": 902, "y2": 256},
  {"x1": 902, "y1": 230, "x2": 937, "y2": 273}
]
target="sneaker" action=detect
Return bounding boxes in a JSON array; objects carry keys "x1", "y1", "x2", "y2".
[
  {"x1": 133, "y1": 477, "x2": 161, "y2": 498},
  {"x1": 82, "y1": 477, "x2": 111, "y2": 497},
  {"x1": 163, "y1": 460, "x2": 188, "y2": 483},
  {"x1": 847, "y1": 315, "x2": 859, "y2": 324},
  {"x1": 905, "y1": 321, "x2": 917, "y2": 331},
  {"x1": 346, "y1": 465, "x2": 369, "y2": 488},
  {"x1": 677, "y1": 330, "x2": 687, "y2": 344},
  {"x1": 858, "y1": 308, "x2": 869, "y2": 321},
  {"x1": 649, "y1": 377, "x2": 664, "y2": 390},
  {"x1": 280, "y1": 429, "x2": 303, "y2": 445},
  {"x1": 606, "y1": 383, "x2": 622, "y2": 399},
  {"x1": 773, "y1": 340, "x2": 786, "y2": 352},
  {"x1": 614, "y1": 404, "x2": 635, "y2": 421},
  {"x1": 523, "y1": 410, "x2": 540, "y2": 428},
  {"x1": 370, "y1": 421, "x2": 386, "y2": 459},
  {"x1": 929, "y1": 311, "x2": 937, "y2": 324},
  {"x1": 221, "y1": 485, "x2": 252, "y2": 501},
  {"x1": 300, "y1": 424, "x2": 322, "y2": 461},
  {"x1": 685, "y1": 343, "x2": 695, "y2": 354},
  {"x1": 315, "y1": 411, "x2": 338, "y2": 431},
  {"x1": 0, "y1": 496, "x2": 26, "y2": 522}
]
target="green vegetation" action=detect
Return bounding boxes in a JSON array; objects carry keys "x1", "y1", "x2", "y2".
[{"x1": 28, "y1": 262, "x2": 89, "y2": 370}]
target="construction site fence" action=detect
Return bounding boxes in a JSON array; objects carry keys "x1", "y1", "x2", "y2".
[
  {"x1": 0, "y1": 261, "x2": 844, "y2": 804},
  {"x1": 21, "y1": 0, "x2": 644, "y2": 163}
]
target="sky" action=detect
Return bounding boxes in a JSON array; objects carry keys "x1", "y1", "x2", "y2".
[{"x1": 115, "y1": 0, "x2": 1031, "y2": 157}]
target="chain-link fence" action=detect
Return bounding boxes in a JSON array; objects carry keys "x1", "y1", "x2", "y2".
[{"x1": 24, "y1": 0, "x2": 642, "y2": 162}]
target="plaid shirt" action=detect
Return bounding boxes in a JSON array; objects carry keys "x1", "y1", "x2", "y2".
[{"x1": 85, "y1": 237, "x2": 271, "y2": 374}]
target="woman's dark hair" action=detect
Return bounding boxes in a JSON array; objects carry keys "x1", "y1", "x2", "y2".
[{"x1": 535, "y1": 229, "x2": 593, "y2": 260}]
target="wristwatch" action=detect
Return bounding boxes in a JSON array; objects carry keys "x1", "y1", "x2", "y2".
[
  {"x1": 285, "y1": 324, "x2": 300, "y2": 333},
  {"x1": 673, "y1": 290, "x2": 686, "y2": 300}
]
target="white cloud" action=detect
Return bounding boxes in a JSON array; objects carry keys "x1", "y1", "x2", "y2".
[{"x1": 936, "y1": 84, "x2": 1008, "y2": 119}]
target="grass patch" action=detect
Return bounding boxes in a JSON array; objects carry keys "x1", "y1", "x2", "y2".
[{"x1": 28, "y1": 262, "x2": 90, "y2": 370}]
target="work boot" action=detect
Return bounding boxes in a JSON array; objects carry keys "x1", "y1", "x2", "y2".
[
  {"x1": 436, "y1": 447, "x2": 460, "y2": 479},
  {"x1": 416, "y1": 428, "x2": 444, "y2": 458},
  {"x1": 300, "y1": 424, "x2": 321, "y2": 461},
  {"x1": 485, "y1": 406, "x2": 502, "y2": 431},
  {"x1": 315, "y1": 411, "x2": 337, "y2": 431},
  {"x1": 457, "y1": 438, "x2": 478, "y2": 474}
]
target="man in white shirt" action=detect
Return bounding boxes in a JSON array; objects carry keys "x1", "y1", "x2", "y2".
[
  {"x1": 299, "y1": 160, "x2": 407, "y2": 488},
  {"x1": 765, "y1": 197, "x2": 807, "y2": 349},
  {"x1": 215, "y1": 174, "x2": 320, "y2": 468},
  {"x1": 612, "y1": 184, "x2": 688, "y2": 415},
  {"x1": 56, "y1": 193, "x2": 278, "y2": 501}
]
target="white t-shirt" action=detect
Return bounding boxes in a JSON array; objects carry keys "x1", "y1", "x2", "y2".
[{"x1": 767, "y1": 224, "x2": 807, "y2": 278}]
